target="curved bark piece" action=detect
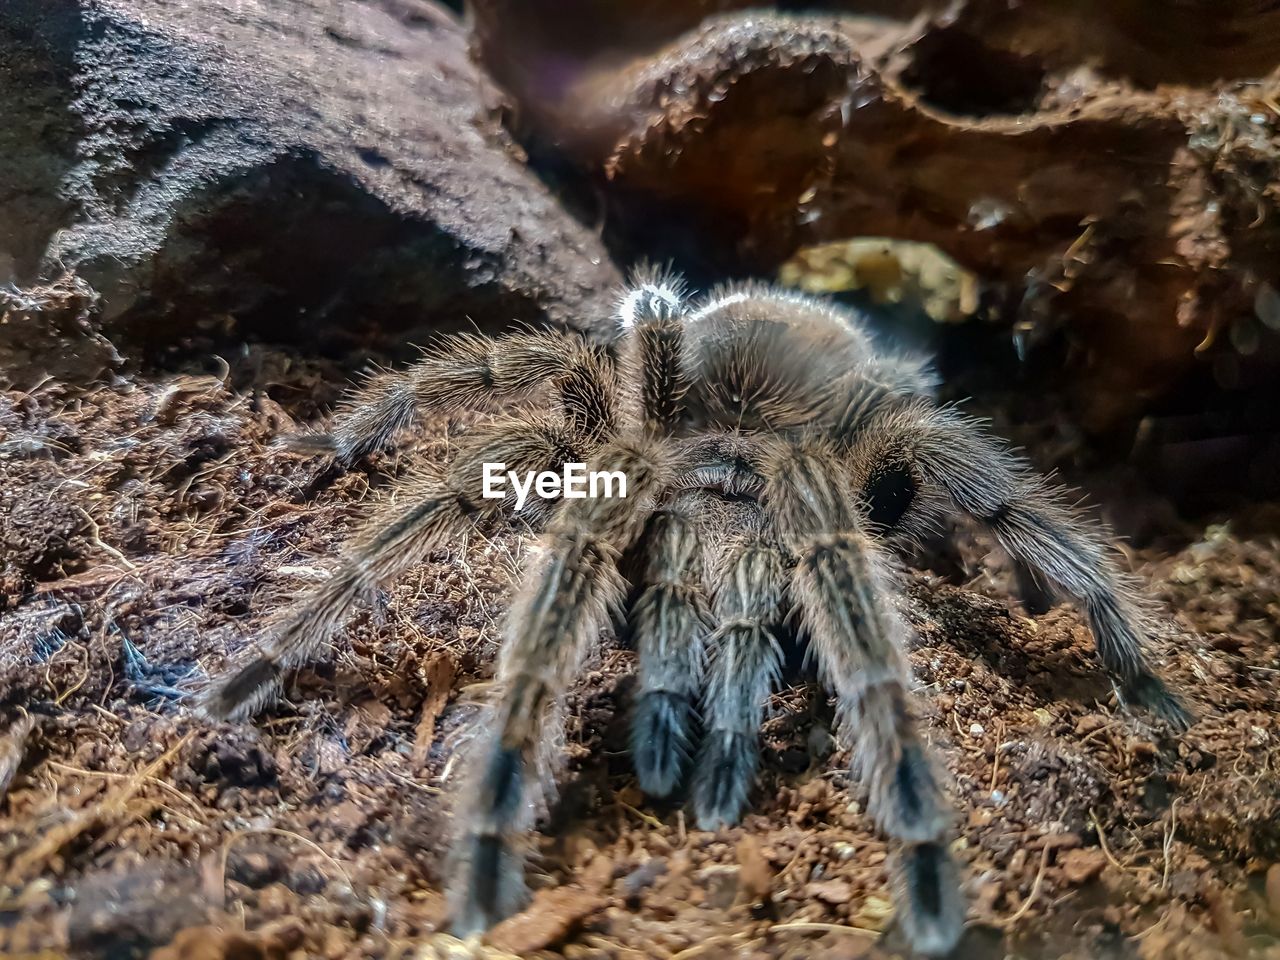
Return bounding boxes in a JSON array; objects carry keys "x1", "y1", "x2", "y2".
[{"x1": 472, "y1": 2, "x2": 1280, "y2": 428}]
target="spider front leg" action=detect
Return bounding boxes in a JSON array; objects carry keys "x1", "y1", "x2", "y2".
[
  {"x1": 450, "y1": 434, "x2": 673, "y2": 935},
  {"x1": 859, "y1": 403, "x2": 1192, "y2": 730},
  {"x1": 286, "y1": 331, "x2": 615, "y2": 463},
  {"x1": 629, "y1": 503, "x2": 712, "y2": 798},
  {"x1": 762, "y1": 438, "x2": 964, "y2": 957},
  {"x1": 690, "y1": 524, "x2": 787, "y2": 829},
  {"x1": 199, "y1": 417, "x2": 585, "y2": 721}
]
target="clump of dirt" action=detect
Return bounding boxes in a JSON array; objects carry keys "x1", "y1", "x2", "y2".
[{"x1": 0, "y1": 339, "x2": 1277, "y2": 960}]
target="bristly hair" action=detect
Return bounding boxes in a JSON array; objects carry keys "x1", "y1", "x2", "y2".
[
  {"x1": 195, "y1": 272, "x2": 1193, "y2": 958},
  {"x1": 614, "y1": 262, "x2": 688, "y2": 329}
]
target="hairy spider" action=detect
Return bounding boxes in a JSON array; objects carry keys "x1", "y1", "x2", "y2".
[{"x1": 199, "y1": 274, "x2": 1191, "y2": 956}]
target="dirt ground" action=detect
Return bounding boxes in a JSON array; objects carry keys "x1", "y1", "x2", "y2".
[{"x1": 0, "y1": 327, "x2": 1277, "y2": 960}]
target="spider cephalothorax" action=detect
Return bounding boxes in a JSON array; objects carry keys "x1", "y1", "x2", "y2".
[{"x1": 200, "y1": 273, "x2": 1191, "y2": 956}]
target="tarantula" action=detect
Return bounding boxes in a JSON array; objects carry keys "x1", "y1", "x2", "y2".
[{"x1": 199, "y1": 275, "x2": 1191, "y2": 956}]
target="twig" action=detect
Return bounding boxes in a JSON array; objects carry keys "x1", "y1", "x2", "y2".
[
  {"x1": 767, "y1": 921, "x2": 877, "y2": 938},
  {"x1": 1077, "y1": 720, "x2": 1119, "y2": 749},
  {"x1": 76, "y1": 507, "x2": 137, "y2": 570},
  {"x1": 990, "y1": 720, "x2": 1006, "y2": 793},
  {"x1": 1161, "y1": 798, "x2": 1178, "y2": 890},
  {"x1": 44, "y1": 760, "x2": 207, "y2": 821},
  {"x1": 618, "y1": 800, "x2": 663, "y2": 830},
  {"x1": 6, "y1": 731, "x2": 193, "y2": 883},
  {"x1": 668, "y1": 932, "x2": 753, "y2": 959},
  {"x1": 1089, "y1": 807, "x2": 1136, "y2": 874},
  {"x1": 1001, "y1": 843, "x2": 1051, "y2": 927},
  {"x1": 412, "y1": 653, "x2": 455, "y2": 768},
  {"x1": 51, "y1": 639, "x2": 91, "y2": 706},
  {"x1": 668, "y1": 919, "x2": 877, "y2": 960}
]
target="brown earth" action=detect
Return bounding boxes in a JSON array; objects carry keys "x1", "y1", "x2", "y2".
[{"x1": 0, "y1": 309, "x2": 1277, "y2": 960}]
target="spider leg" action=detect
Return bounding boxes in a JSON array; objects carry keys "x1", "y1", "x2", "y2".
[
  {"x1": 451, "y1": 272, "x2": 697, "y2": 919},
  {"x1": 1012, "y1": 558, "x2": 1056, "y2": 616},
  {"x1": 690, "y1": 522, "x2": 787, "y2": 829},
  {"x1": 762, "y1": 438, "x2": 963, "y2": 957},
  {"x1": 615, "y1": 271, "x2": 690, "y2": 433},
  {"x1": 451, "y1": 434, "x2": 672, "y2": 935},
  {"x1": 859, "y1": 402, "x2": 1192, "y2": 729},
  {"x1": 629, "y1": 501, "x2": 712, "y2": 798},
  {"x1": 199, "y1": 417, "x2": 585, "y2": 720},
  {"x1": 286, "y1": 331, "x2": 615, "y2": 463},
  {"x1": 622, "y1": 272, "x2": 709, "y2": 795}
]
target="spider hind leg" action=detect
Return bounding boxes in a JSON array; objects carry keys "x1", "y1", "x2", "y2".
[
  {"x1": 859, "y1": 402, "x2": 1192, "y2": 729},
  {"x1": 284, "y1": 331, "x2": 616, "y2": 463},
  {"x1": 763, "y1": 438, "x2": 964, "y2": 956}
]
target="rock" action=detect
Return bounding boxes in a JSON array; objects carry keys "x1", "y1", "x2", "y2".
[
  {"x1": 67, "y1": 867, "x2": 213, "y2": 956},
  {"x1": 226, "y1": 850, "x2": 280, "y2": 888},
  {"x1": 1168, "y1": 869, "x2": 1201, "y2": 901},
  {"x1": 620, "y1": 857, "x2": 667, "y2": 899},
  {"x1": 485, "y1": 885, "x2": 607, "y2": 954},
  {"x1": 694, "y1": 864, "x2": 741, "y2": 910},
  {"x1": 1074, "y1": 714, "x2": 1110, "y2": 736},
  {"x1": 149, "y1": 925, "x2": 288, "y2": 960},
  {"x1": 187, "y1": 728, "x2": 276, "y2": 788},
  {"x1": 808, "y1": 877, "x2": 854, "y2": 904},
  {"x1": 0, "y1": 0, "x2": 620, "y2": 359},
  {"x1": 343, "y1": 698, "x2": 392, "y2": 755},
  {"x1": 0, "y1": 275, "x2": 121, "y2": 386},
  {"x1": 1041, "y1": 832, "x2": 1083, "y2": 853},
  {"x1": 736, "y1": 834, "x2": 772, "y2": 901},
  {"x1": 1059, "y1": 847, "x2": 1107, "y2": 885}
]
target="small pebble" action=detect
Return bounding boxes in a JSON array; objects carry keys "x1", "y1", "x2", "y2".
[
  {"x1": 1074, "y1": 714, "x2": 1109, "y2": 736},
  {"x1": 969, "y1": 722, "x2": 985, "y2": 737},
  {"x1": 1060, "y1": 848, "x2": 1107, "y2": 885},
  {"x1": 808, "y1": 878, "x2": 854, "y2": 905},
  {"x1": 621, "y1": 858, "x2": 667, "y2": 898}
]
